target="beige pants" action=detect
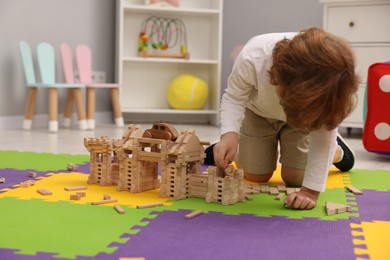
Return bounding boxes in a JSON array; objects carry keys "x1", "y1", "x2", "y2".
[{"x1": 237, "y1": 109, "x2": 310, "y2": 175}]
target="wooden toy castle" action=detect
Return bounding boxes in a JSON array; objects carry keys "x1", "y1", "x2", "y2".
[{"x1": 84, "y1": 123, "x2": 244, "y2": 205}]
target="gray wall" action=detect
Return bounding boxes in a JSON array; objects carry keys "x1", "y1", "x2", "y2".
[
  {"x1": 222, "y1": 0, "x2": 323, "y2": 94},
  {"x1": 0, "y1": 0, "x2": 116, "y2": 119},
  {"x1": 0, "y1": 0, "x2": 323, "y2": 125}
]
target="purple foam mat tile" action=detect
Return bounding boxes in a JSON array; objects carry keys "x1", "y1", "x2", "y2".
[
  {"x1": 0, "y1": 169, "x2": 47, "y2": 192},
  {"x1": 354, "y1": 189, "x2": 390, "y2": 221},
  {"x1": 75, "y1": 163, "x2": 90, "y2": 174},
  {"x1": 0, "y1": 167, "x2": 90, "y2": 194},
  {"x1": 0, "y1": 249, "x2": 61, "y2": 260},
  {"x1": 354, "y1": 244, "x2": 368, "y2": 249},
  {"x1": 79, "y1": 210, "x2": 356, "y2": 260}
]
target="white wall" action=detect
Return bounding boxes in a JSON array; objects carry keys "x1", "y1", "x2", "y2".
[
  {"x1": 0, "y1": 0, "x2": 116, "y2": 127},
  {"x1": 221, "y1": 0, "x2": 323, "y2": 95},
  {"x1": 0, "y1": 0, "x2": 323, "y2": 128}
]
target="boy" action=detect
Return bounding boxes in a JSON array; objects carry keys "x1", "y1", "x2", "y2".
[{"x1": 205, "y1": 27, "x2": 359, "y2": 210}]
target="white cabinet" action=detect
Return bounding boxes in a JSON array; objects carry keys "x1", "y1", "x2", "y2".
[
  {"x1": 116, "y1": 0, "x2": 223, "y2": 124},
  {"x1": 321, "y1": 0, "x2": 390, "y2": 129}
]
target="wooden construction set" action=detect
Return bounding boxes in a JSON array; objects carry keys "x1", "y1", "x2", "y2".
[
  {"x1": 82, "y1": 122, "x2": 363, "y2": 213},
  {"x1": 84, "y1": 123, "x2": 244, "y2": 205}
]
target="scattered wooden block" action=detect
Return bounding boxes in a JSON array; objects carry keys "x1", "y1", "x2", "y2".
[
  {"x1": 260, "y1": 185, "x2": 270, "y2": 193},
  {"x1": 245, "y1": 194, "x2": 253, "y2": 201},
  {"x1": 269, "y1": 187, "x2": 279, "y2": 195},
  {"x1": 114, "y1": 204, "x2": 125, "y2": 214},
  {"x1": 185, "y1": 210, "x2": 204, "y2": 219},
  {"x1": 91, "y1": 199, "x2": 118, "y2": 205},
  {"x1": 0, "y1": 177, "x2": 5, "y2": 183},
  {"x1": 103, "y1": 194, "x2": 111, "y2": 200},
  {"x1": 20, "y1": 180, "x2": 35, "y2": 188},
  {"x1": 28, "y1": 172, "x2": 37, "y2": 178},
  {"x1": 37, "y1": 188, "x2": 52, "y2": 196},
  {"x1": 64, "y1": 186, "x2": 87, "y2": 191},
  {"x1": 277, "y1": 184, "x2": 287, "y2": 192},
  {"x1": 346, "y1": 185, "x2": 363, "y2": 195},
  {"x1": 67, "y1": 163, "x2": 78, "y2": 171},
  {"x1": 251, "y1": 184, "x2": 261, "y2": 191},
  {"x1": 286, "y1": 187, "x2": 295, "y2": 195},
  {"x1": 275, "y1": 193, "x2": 285, "y2": 200},
  {"x1": 70, "y1": 194, "x2": 81, "y2": 200},
  {"x1": 136, "y1": 202, "x2": 163, "y2": 209},
  {"x1": 325, "y1": 202, "x2": 352, "y2": 216},
  {"x1": 76, "y1": 192, "x2": 86, "y2": 197}
]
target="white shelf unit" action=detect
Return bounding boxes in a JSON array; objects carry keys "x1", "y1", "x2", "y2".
[
  {"x1": 321, "y1": 0, "x2": 390, "y2": 129},
  {"x1": 116, "y1": 0, "x2": 223, "y2": 124}
]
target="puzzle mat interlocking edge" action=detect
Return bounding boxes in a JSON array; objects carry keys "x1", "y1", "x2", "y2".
[{"x1": 0, "y1": 150, "x2": 389, "y2": 260}]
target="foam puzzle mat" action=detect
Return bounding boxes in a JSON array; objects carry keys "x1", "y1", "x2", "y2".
[{"x1": 0, "y1": 150, "x2": 390, "y2": 259}]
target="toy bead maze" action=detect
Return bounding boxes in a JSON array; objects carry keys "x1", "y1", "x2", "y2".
[
  {"x1": 1, "y1": 124, "x2": 390, "y2": 259},
  {"x1": 138, "y1": 16, "x2": 190, "y2": 59}
]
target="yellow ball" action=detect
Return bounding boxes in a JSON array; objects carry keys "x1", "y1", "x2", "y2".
[{"x1": 166, "y1": 74, "x2": 208, "y2": 109}]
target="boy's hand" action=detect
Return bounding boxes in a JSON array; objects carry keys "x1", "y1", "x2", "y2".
[
  {"x1": 213, "y1": 132, "x2": 238, "y2": 169},
  {"x1": 284, "y1": 186, "x2": 319, "y2": 210}
]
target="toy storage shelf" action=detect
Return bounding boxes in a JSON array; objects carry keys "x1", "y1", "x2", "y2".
[{"x1": 116, "y1": 0, "x2": 223, "y2": 124}]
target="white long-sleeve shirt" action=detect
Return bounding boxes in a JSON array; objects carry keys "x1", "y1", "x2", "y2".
[{"x1": 220, "y1": 32, "x2": 337, "y2": 192}]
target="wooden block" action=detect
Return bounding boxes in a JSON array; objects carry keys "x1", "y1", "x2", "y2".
[
  {"x1": 325, "y1": 202, "x2": 352, "y2": 216},
  {"x1": 275, "y1": 193, "x2": 285, "y2": 200},
  {"x1": 269, "y1": 187, "x2": 279, "y2": 195},
  {"x1": 251, "y1": 184, "x2": 261, "y2": 191},
  {"x1": 20, "y1": 180, "x2": 35, "y2": 188},
  {"x1": 114, "y1": 204, "x2": 125, "y2": 214},
  {"x1": 346, "y1": 185, "x2": 363, "y2": 195},
  {"x1": 0, "y1": 177, "x2": 4, "y2": 183},
  {"x1": 91, "y1": 199, "x2": 118, "y2": 205},
  {"x1": 277, "y1": 184, "x2": 287, "y2": 192},
  {"x1": 185, "y1": 210, "x2": 204, "y2": 219},
  {"x1": 64, "y1": 186, "x2": 87, "y2": 191},
  {"x1": 244, "y1": 194, "x2": 253, "y2": 201},
  {"x1": 37, "y1": 188, "x2": 52, "y2": 196},
  {"x1": 260, "y1": 185, "x2": 270, "y2": 193},
  {"x1": 70, "y1": 194, "x2": 81, "y2": 200},
  {"x1": 76, "y1": 192, "x2": 86, "y2": 197},
  {"x1": 103, "y1": 194, "x2": 111, "y2": 200},
  {"x1": 286, "y1": 187, "x2": 295, "y2": 195},
  {"x1": 28, "y1": 172, "x2": 37, "y2": 178},
  {"x1": 136, "y1": 202, "x2": 163, "y2": 209}
]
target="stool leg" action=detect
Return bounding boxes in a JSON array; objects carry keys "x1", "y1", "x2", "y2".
[
  {"x1": 86, "y1": 88, "x2": 95, "y2": 129},
  {"x1": 110, "y1": 88, "x2": 124, "y2": 127},
  {"x1": 73, "y1": 88, "x2": 87, "y2": 130},
  {"x1": 64, "y1": 89, "x2": 74, "y2": 128},
  {"x1": 23, "y1": 87, "x2": 37, "y2": 130},
  {"x1": 48, "y1": 88, "x2": 58, "y2": 132}
]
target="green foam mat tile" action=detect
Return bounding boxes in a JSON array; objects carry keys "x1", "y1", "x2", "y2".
[
  {"x1": 0, "y1": 197, "x2": 155, "y2": 259},
  {"x1": 0, "y1": 151, "x2": 89, "y2": 171}
]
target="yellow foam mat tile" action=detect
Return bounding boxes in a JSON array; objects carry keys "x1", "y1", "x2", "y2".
[
  {"x1": 351, "y1": 221, "x2": 390, "y2": 259},
  {"x1": 0, "y1": 172, "x2": 170, "y2": 207},
  {"x1": 243, "y1": 165, "x2": 345, "y2": 189}
]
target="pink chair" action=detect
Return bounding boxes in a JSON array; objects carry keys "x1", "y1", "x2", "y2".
[
  {"x1": 60, "y1": 43, "x2": 87, "y2": 129},
  {"x1": 20, "y1": 41, "x2": 86, "y2": 132},
  {"x1": 76, "y1": 44, "x2": 123, "y2": 129}
]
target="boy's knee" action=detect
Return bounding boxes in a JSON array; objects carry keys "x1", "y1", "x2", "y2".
[
  {"x1": 281, "y1": 165, "x2": 304, "y2": 187},
  {"x1": 244, "y1": 172, "x2": 273, "y2": 182}
]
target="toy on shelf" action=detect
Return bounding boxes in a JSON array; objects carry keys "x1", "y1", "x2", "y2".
[
  {"x1": 138, "y1": 16, "x2": 189, "y2": 59},
  {"x1": 84, "y1": 122, "x2": 244, "y2": 206},
  {"x1": 145, "y1": 0, "x2": 180, "y2": 8},
  {"x1": 166, "y1": 74, "x2": 209, "y2": 110}
]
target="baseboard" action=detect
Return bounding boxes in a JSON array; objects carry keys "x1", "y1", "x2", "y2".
[{"x1": 0, "y1": 111, "x2": 113, "y2": 130}]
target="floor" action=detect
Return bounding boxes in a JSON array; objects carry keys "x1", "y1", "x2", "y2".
[{"x1": 0, "y1": 123, "x2": 389, "y2": 171}]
